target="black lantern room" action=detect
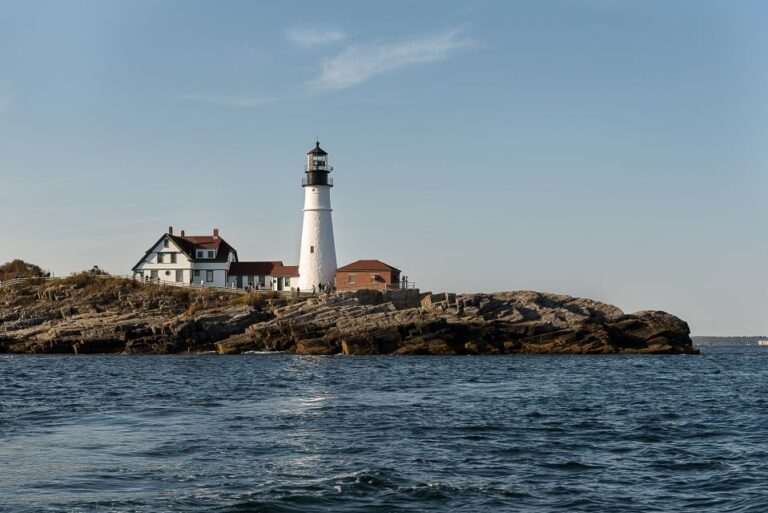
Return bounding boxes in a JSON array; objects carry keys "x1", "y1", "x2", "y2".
[{"x1": 303, "y1": 141, "x2": 333, "y2": 187}]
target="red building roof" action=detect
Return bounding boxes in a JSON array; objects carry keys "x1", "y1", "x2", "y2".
[
  {"x1": 336, "y1": 259, "x2": 401, "y2": 273},
  {"x1": 229, "y1": 261, "x2": 279, "y2": 275},
  {"x1": 229, "y1": 261, "x2": 299, "y2": 277},
  {"x1": 272, "y1": 264, "x2": 299, "y2": 277}
]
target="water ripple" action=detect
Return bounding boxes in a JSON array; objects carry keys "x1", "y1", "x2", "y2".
[{"x1": 1, "y1": 347, "x2": 767, "y2": 512}]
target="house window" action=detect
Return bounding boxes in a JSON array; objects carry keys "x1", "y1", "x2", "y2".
[
  {"x1": 163, "y1": 239, "x2": 169, "y2": 248},
  {"x1": 285, "y1": 277, "x2": 291, "y2": 286},
  {"x1": 310, "y1": 246, "x2": 314, "y2": 253},
  {"x1": 207, "y1": 250, "x2": 215, "y2": 258},
  {"x1": 171, "y1": 253, "x2": 177, "y2": 264},
  {"x1": 206, "y1": 270, "x2": 214, "y2": 282},
  {"x1": 348, "y1": 274, "x2": 356, "y2": 284},
  {"x1": 175, "y1": 270, "x2": 183, "y2": 282},
  {"x1": 258, "y1": 275, "x2": 265, "y2": 286},
  {"x1": 194, "y1": 270, "x2": 200, "y2": 277},
  {"x1": 157, "y1": 253, "x2": 164, "y2": 264},
  {"x1": 150, "y1": 270, "x2": 158, "y2": 280},
  {"x1": 196, "y1": 250, "x2": 204, "y2": 259}
]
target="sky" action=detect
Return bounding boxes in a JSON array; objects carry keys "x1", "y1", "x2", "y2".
[{"x1": 0, "y1": 0, "x2": 766, "y2": 336}]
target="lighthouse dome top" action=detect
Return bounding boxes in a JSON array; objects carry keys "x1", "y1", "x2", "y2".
[{"x1": 307, "y1": 141, "x2": 328, "y2": 156}]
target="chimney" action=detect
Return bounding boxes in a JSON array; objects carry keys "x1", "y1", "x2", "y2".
[
  {"x1": 180, "y1": 229, "x2": 185, "y2": 237},
  {"x1": 168, "y1": 226, "x2": 173, "y2": 235},
  {"x1": 213, "y1": 228, "x2": 219, "y2": 238}
]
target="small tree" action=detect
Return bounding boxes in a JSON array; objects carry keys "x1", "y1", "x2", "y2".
[
  {"x1": 0, "y1": 259, "x2": 48, "y2": 280},
  {"x1": 86, "y1": 265, "x2": 109, "y2": 276}
]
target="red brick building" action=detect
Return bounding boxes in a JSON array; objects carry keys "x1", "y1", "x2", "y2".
[{"x1": 335, "y1": 260, "x2": 402, "y2": 291}]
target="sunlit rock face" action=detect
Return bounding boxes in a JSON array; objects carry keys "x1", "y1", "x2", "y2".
[
  {"x1": 216, "y1": 289, "x2": 697, "y2": 356},
  {"x1": 0, "y1": 277, "x2": 696, "y2": 355}
]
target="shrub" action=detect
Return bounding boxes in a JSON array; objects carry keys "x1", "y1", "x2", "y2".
[
  {"x1": 59, "y1": 273, "x2": 99, "y2": 288},
  {"x1": 228, "y1": 291, "x2": 281, "y2": 309},
  {"x1": 0, "y1": 259, "x2": 48, "y2": 280}
]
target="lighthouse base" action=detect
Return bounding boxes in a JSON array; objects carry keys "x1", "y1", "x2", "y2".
[{"x1": 297, "y1": 208, "x2": 336, "y2": 291}]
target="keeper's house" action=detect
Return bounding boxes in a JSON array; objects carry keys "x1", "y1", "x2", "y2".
[
  {"x1": 132, "y1": 227, "x2": 299, "y2": 290},
  {"x1": 132, "y1": 227, "x2": 236, "y2": 287},
  {"x1": 335, "y1": 260, "x2": 401, "y2": 292}
]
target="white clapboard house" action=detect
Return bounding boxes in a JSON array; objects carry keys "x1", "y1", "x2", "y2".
[
  {"x1": 132, "y1": 227, "x2": 299, "y2": 290},
  {"x1": 132, "y1": 227, "x2": 237, "y2": 287}
]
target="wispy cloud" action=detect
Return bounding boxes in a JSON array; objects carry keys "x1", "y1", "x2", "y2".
[
  {"x1": 179, "y1": 93, "x2": 273, "y2": 108},
  {"x1": 286, "y1": 28, "x2": 345, "y2": 48},
  {"x1": 310, "y1": 29, "x2": 474, "y2": 91}
]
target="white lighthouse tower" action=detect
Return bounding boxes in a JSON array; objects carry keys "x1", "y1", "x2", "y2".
[{"x1": 298, "y1": 141, "x2": 337, "y2": 291}]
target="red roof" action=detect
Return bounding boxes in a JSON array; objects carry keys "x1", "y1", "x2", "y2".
[
  {"x1": 229, "y1": 261, "x2": 299, "y2": 277},
  {"x1": 336, "y1": 259, "x2": 401, "y2": 273},
  {"x1": 272, "y1": 264, "x2": 299, "y2": 277},
  {"x1": 229, "y1": 261, "x2": 279, "y2": 275},
  {"x1": 169, "y1": 234, "x2": 236, "y2": 263},
  {"x1": 132, "y1": 231, "x2": 237, "y2": 271}
]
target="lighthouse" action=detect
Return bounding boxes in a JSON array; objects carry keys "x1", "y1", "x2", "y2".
[{"x1": 298, "y1": 141, "x2": 337, "y2": 291}]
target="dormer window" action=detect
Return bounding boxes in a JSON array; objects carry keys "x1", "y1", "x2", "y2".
[{"x1": 194, "y1": 249, "x2": 216, "y2": 259}]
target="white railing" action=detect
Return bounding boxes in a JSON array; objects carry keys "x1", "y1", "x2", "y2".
[
  {"x1": 0, "y1": 278, "x2": 26, "y2": 289},
  {"x1": 384, "y1": 281, "x2": 416, "y2": 291},
  {"x1": 1, "y1": 273, "x2": 324, "y2": 299},
  {"x1": 0, "y1": 276, "x2": 54, "y2": 289},
  {"x1": 0, "y1": 274, "x2": 292, "y2": 296},
  {"x1": 101, "y1": 274, "x2": 249, "y2": 294},
  {"x1": 113, "y1": 275, "x2": 306, "y2": 296}
]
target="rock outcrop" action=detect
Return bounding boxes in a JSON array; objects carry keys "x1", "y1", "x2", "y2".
[{"x1": 0, "y1": 276, "x2": 698, "y2": 355}]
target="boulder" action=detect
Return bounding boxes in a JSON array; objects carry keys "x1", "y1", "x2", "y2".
[
  {"x1": 421, "y1": 292, "x2": 457, "y2": 312},
  {"x1": 295, "y1": 338, "x2": 338, "y2": 355},
  {"x1": 341, "y1": 335, "x2": 379, "y2": 356}
]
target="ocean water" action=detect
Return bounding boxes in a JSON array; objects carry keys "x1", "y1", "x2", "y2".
[{"x1": 1, "y1": 347, "x2": 767, "y2": 513}]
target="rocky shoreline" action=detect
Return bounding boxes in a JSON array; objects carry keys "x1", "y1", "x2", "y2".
[{"x1": 0, "y1": 276, "x2": 698, "y2": 355}]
